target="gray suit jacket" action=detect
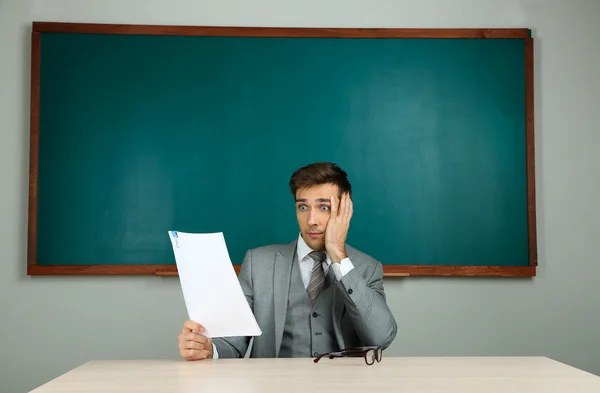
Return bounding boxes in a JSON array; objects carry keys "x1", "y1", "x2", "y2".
[{"x1": 213, "y1": 240, "x2": 397, "y2": 358}]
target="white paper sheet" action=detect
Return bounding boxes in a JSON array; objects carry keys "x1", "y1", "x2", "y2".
[{"x1": 168, "y1": 231, "x2": 262, "y2": 338}]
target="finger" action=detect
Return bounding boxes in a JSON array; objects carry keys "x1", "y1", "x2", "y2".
[
  {"x1": 182, "y1": 320, "x2": 205, "y2": 334},
  {"x1": 340, "y1": 193, "x2": 347, "y2": 219},
  {"x1": 348, "y1": 194, "x2": 353, "y2": 220},
  {"x1": 180, "y1": 340, "x2": 207, "y2": 351},
  {"x1": 183, "y1": 348, "x2": 210, "y2": 361},
  {"x1": 330, "y1": 196, "x2": 338, "y2": 217},
  {"x1": 184, "y1": 332, "x2": 208, "y2": 344},
  {"x1": 344, "y1": 193, "x2": 353, "y2": 221}
]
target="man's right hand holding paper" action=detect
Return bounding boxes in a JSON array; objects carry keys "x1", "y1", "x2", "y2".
[{"x1": 178, "y1": 320, "x2": 213, "y2": 360}]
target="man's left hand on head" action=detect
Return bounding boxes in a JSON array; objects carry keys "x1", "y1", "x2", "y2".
[{"x1": 325, "y1": 192, "x2": 353, "y2": 263}]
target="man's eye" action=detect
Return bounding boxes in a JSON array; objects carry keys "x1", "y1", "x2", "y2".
[
  {"x1": 298, "y1": 205, "x2": 307, "y2": 211},
  {"x1": 320, "y1": 205, "x2": 330, "y2": 211}
]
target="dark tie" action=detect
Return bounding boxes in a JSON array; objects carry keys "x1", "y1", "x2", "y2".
[{"x1": 306, "y1": 251, "x2": 327, "y2": 305}]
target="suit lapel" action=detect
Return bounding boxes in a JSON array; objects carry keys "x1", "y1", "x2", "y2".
[{"x1": 273, "y1": 240, "x2": 297, "y2": 357}]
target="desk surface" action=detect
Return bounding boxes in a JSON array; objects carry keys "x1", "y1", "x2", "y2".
[{"x1": 30, "y1": 357, "x2": 600, "y2": 393}]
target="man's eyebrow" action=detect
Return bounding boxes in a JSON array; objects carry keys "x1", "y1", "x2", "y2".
[{"x1": 295, "y1": 198, "x2": 331, "y2": 203}]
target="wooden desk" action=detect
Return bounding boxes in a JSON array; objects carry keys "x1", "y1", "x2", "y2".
[{"x1": 30, "y1": 357, "x2": 600, "y2": 392}]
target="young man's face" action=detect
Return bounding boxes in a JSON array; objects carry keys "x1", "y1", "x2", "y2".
[{"x1": 295, "y1": 183, "x2": 340, "y2": 251}]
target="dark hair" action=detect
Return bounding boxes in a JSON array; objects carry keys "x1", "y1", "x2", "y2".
[{"x1": 289, "y1": 162, "x2": 352, "y2": 198}]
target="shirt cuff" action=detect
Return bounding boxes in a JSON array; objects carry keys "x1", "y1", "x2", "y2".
[
  {"x1": 212, "y1": 342, "x2": 219, "y2": 359},
  {"x1": 331, "y1": 257, "x2": 355, "y2": 281}
]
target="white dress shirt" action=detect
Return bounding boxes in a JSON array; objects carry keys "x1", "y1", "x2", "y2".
[{"x1": 211, "y1": 234, "x2": 355, "y2": 359}]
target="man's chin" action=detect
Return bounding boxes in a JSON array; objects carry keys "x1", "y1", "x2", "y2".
[{"x1": 304, "y1": 238, "x2": 326, "y2": 251}]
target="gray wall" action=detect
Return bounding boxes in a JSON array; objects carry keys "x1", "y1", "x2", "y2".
[{"x1": 1, "y1": 0, "x2": 599, "y2": 392}]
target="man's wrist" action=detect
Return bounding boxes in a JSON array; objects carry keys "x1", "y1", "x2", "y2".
[{"x1": 329, "y1": 249, "x2": 347, "y2": 264}]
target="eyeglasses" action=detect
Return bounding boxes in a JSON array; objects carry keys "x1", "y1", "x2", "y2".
[{"x1": 313, "y1": 346, "x2": 383, "y2": 365}]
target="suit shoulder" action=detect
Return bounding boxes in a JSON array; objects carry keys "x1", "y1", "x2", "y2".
[
  {"x1": 247, "y1": 243, "x2": 290, "y2": 254},
  {"x1": 239, "y1": 243, "x2": 294, "y2": 274},
  {"x1": 242, "y1": 242, "x2": 294, "y2": 262}
]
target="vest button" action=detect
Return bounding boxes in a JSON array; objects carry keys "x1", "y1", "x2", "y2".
[
  {"x1": 313, "y1": 352, "x2": 319, "y2": 357},
  {"x1": 312, "y1": 312, "x2": 318, "y2": 318},
  {"x1": 348, "y1": 288, "x2": 353, "y2": 294}
]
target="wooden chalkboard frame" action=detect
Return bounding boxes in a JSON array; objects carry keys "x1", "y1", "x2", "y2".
[{"x1": 27, "y1": 22, "x2": 536, "y2": 277}]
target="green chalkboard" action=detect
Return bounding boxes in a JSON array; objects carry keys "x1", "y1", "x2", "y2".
[{"x1": 28, "y1": 23, "x2": 536, "y2": 276}]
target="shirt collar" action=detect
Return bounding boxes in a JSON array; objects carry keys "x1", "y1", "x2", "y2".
[{"x1": 296, "y1": 233, "x2": 331, "y2": 265}]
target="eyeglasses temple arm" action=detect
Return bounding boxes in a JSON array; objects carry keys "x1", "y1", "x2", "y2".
[{"x1": 314, "y1": 351, "x2": 345, "y2": 363}]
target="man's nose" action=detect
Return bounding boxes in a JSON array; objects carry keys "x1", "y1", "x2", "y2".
[{"x1": 308, "y1": 210, "x2": 317, "y2": 226}]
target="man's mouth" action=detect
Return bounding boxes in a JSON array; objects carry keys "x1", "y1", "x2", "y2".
[{"x1": 307, "y1": 232, "x2": 322, "y2": 239}]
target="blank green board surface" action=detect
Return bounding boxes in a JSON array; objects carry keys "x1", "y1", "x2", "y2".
[{"x1": 34, "y1": 29, "x2": 532, "y2": 274}]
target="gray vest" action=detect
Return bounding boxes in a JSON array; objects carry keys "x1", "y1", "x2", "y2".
[{"x1": 279, "y1": 252, "x2": 338, "y2": 358}]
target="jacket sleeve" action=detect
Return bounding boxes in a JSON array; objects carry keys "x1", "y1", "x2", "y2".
[
  {"x1": 211, "y1": 250, "x2": 254, "y2": 358},
  {"x1": 336, "y1": 259, "x2": 397, "y2": 349}
]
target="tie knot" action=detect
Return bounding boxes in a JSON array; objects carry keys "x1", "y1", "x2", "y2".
[{"x1": 308, "y1": 251, "x2": 327, "y2": 264}]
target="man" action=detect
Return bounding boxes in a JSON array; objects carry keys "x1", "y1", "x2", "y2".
[{"x1": 178, "y1": 162, "x2": 397, "y2": 359}]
